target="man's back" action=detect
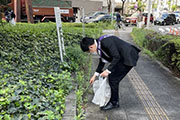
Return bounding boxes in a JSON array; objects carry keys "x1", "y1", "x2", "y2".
[
  {"x1": 100, "y1": 36, "x2": 140, "y2": 66},
  {"x1": 116, "y1": 13, "x2": 121, "y2": 22}
]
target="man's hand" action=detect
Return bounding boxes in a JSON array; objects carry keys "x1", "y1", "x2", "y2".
[
  {"x1": 100, "y1": 70, "x2": 110, "y2": 77},
  {"x1": 90, "y1": 75, "x2": 96, "y2": 85}
]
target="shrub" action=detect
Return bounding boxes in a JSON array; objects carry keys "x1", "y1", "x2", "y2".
[
  {"x1": 158, "y1": 38, "x2": 180, "y2": 71},
  {"x1": 131, "y1": 28, "x2": 152, "y2": 48},
  {"x1": 131, "y1": 28, "x2": 180, "y2": 75}
]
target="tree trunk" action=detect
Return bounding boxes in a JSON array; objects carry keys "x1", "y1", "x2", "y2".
[
  {"x1": 176, "y1": 0, "x2": 178, "y2": 6},
  {"x1": 0, "y1": 0, "x2": 8, "y2": 22},
  {"x1": 25, "y1": 0, "x2": 34, "y2": 23},
  {"x1": 107, "y1": 0, "x2": 111, "y2": 13},
  {"x1": 14, "y1": 0, "x2": 21, "y2": 22},
  {"x1": 122, "y1": 1, "x2": 125, "y2": 15}
]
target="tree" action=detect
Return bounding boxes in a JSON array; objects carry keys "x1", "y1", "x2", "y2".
[
  {"x1": 107, "y1": 0, "x2": 112, "y2": 13},
  {"x1": 121, "y1": 0, "x2": 126, "y2": 15},
  {"x1": 0, "y1": 0, "x2": 9, "y2": 5},
  {"x1": 172, "y1": 5, "x2": 177, "y2": 12},
  {"x1": 176, "y1": 0, "x2": 178, "y2": 7},
  {"x1": 152, "y1": 3, "x2": 157, "y2": 10},
  {"x1": 167, "y1": 0, "x2": 171, "y2": 11},
  {"x1": 169, "y1": 0, "x2": 177, "y2": 12},
  {"x1": 129, "y1": 1, "x2": 145, "y2": 12},
  {"x1": 137, "y1": 0, "x2": 145, "y2": 11},
  {"x1": 129, "y1": 2, "x2": 135, "y2": 10},
  {"x1": 25, "y1": 0, "x2": 34, "y2": 23},
  {"x1": 0, "y1": 0, "x2": 9, "y2": 23}
]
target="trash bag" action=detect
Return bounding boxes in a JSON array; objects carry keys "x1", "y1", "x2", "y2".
[
  {"x1": 10, "y1": 18, "x2": 16, "y2": 25},
  {"x1": 92, "y1": 76, "x2": 111, "y2": 107}
]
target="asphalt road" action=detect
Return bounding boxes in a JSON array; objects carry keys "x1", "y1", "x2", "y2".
[{"x1": 150, "y1": 24, "x2": 180, "y2": 35}]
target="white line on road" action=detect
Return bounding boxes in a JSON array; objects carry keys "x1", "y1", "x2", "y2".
[
  {"x1": 165, "y1": 28, "x2": 170, "y2": 32},
  {"x1": 174, "y1": 28, "x2": 178, "y2": 31},
  {"x1": 158, "y1": 28, "x2": 165, "y2": 32}
]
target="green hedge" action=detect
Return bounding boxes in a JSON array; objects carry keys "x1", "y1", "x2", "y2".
[
  {"x1": 0, "y1": 22, "x2": 102, "y2": 119},
  {"x1": 131, "y1": 28, "x2": 180, "y2": 74}
]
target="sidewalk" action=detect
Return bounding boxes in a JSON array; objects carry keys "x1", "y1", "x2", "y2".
[{"x1": 85, "y1": 28, "x2": 180, "y2": 120}]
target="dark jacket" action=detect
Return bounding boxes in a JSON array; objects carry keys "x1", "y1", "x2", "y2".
[
  {"x1": 116, "y1": 13, "x2": 121, "y2": 22},
  {"x1": 96, "y1": 36, "x2": 140, "y2": 73}
]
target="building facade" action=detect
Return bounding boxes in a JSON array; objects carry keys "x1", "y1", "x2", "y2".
[
  {"x1": 71, "y1": 0, "x2": 108, "y2": 22},
  {"x1": 71, "y1": 0, "x2": 104, "y2": 15},
  {"x1": 73, "y1": 0, "x2": 180, "y2": 22}
]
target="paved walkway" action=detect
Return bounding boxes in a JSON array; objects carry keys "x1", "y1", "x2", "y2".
[{"x1": 85, "y1": 28, "x2": 180, "y2": 120}]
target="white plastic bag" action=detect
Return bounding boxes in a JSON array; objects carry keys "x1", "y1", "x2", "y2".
[
  {"x1": 10, "y1": 18, "x2": 16, "y2": 25},
  {"x1": 92, "y1": 77, "x2": 111, "y2": 107}
]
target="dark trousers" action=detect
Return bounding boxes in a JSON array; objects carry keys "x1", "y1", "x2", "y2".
[{"x1": 109, "y1": 62, "x2": 132, "y2": 105}]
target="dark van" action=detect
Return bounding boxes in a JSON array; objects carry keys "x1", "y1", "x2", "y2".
[{"x1": 154, "y1": 13, "x2": 176, "y2": 25}]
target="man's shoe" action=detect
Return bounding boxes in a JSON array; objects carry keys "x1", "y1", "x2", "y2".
[{"x1": 100, "y1": 102, "x2": 119, "y2": 110}]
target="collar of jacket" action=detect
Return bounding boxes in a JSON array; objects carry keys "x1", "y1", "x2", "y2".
[{"x1": 95, "y1": 39, "x2": 111, "y2": 62}]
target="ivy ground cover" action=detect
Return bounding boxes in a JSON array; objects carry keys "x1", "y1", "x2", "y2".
[{"x1": 0, "y1": 22, "x2": 102, "y2": 120}]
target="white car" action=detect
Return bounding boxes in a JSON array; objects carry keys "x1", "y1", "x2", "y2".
[
  {"x1": 174, "y1": 11, "x2": 180, "y2": 24},
  {"x1": 85, "y1": 14, "x2": 115, "y2": 23},
  {"x1": 81, "y1": 11, "x2": 107, "y2": 23},
  {"x1": 85, "y1": 14, "x2": 105, "y2": 23}
]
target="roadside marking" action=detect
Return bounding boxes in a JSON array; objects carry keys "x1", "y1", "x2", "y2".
[
  {"x1": 165, "y1": 28, "x2": 170, "y2": 32},
  {"x1": 158, "y1": 28, "x2": 165, "y2": 32},
  {"x1": 174, "y1": 28, "x2": 178, "y2": 31},
  {"x1": 128, "y1": 68, "x2": 169, "y2": 120}
]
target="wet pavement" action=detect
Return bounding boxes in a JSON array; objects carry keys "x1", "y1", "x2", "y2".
[{"x1": 85, "y1": 27, "x2": 180, "y2": 120}]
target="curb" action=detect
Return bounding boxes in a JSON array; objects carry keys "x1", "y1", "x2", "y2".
[
  {"x1": 62, "y1": 90, "x2": 76, "y2": 120},
  {"x1": 155, "y1": 59, "x2": 180, "y2": 81},
  {"x1": 142, "y1": 53, "x2": 180, "y2": 82}
]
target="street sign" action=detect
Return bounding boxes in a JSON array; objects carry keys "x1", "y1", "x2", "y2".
[
  {"x1": 54, "y1": 7, "x2": 62, "y2": 28},
  {"x1": 54, "y1": 7, "x2": 65, "y2": 62},
  {"x1": 60, "y1": 9, "x2": 69, "y2": 14}
]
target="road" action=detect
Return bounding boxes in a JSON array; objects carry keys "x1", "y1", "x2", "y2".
[
  {"x1": 150, "y1": 24, "x2": 180, "y2": 35},
  {"x1": 85, "y1": 27, "x2": 180, "y2": 120}
]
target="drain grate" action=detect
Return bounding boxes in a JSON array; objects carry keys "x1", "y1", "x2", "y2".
[{"x1": 128, "y1": 68, "x2": 169, "y2": 120}]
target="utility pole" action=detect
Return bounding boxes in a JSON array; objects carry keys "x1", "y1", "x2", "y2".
[
  {"x1": 25, "y1": 0, "x2": 34, "y2": 23},
  {"x1": 157, "y1": 0, "x2": 160, "y2": 13},
  {"x1": 121, "y1": 0, "x2": 126, "y2": 15},
  {"x1": 147, "y1": 0, "x2": 151, "y2": 28},
  {"x1": 14, "y1": 0, "x2": 21, "y2": 22},
  {"x1": 82, "y1": 8, "x2": 85, "y2": 37},
  {"x1": 111, "y1": 0, "x2": 114, "y2": 24}
]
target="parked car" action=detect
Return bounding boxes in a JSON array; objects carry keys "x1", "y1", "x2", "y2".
[
  {"x1": 81, "y1": 11, "x2": 107, "y2": 22},
  {"x1": 169, "y1": 13, "x2": 176, "y2": 24},
  {"x1": 174, "y1": 11, "x2": 180, "y2": 24},
  {"x1": 142, "y1": 13, "x2": 154, "y2": 24},
  {"x1": 85, "y1": 14, "x2": 115, "y2": 23},
  {"x1": 124, "y1": 12, "x2": 154, "y2": 26},
  {"x1": 154, "y1": 13, "x2": 176, "y2": 25},
  {"x1": 124, "y1": 12, "x2": 138, "y2": 26}
]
